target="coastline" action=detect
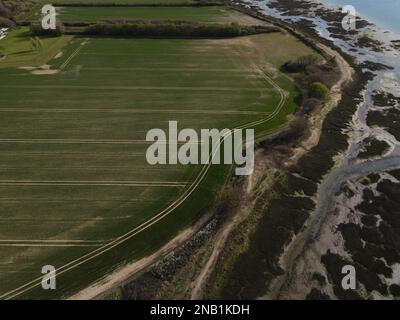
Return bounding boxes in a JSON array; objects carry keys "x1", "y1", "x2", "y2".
[
  {"x1": 319, "y1": 0, "x2": 400, "y2": 35},
  {"x1": 208, "y1": 0, "x2": 400, "y2": 300},
  {"x1": 202, "y1": 0, "x2": 364, "y2": 299}
]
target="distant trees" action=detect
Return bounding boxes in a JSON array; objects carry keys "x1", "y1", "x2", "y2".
[
  {"x1": 85, "y1": 21, "x2": 241, "y2": 37},
  {"x1": 30, "y1": 21, "x2": 65, "y2": 36},
  {"x1": 282, "y1": 54, "x2": 334, "y2": 106},
  {"x1": 28, "y1": 19, "x2": 279, "y2": 38},
  {"x1": 282, "y1": 54, "x2": 320, "y2": 72},
  {"x1": 82, "y1": 21, "x2": 278, "y2": 38},
  {"x1": 0, "y1": 16, "x2": 14, "y2": 27},
  {"x1": 28, "y1": 16, "x2": 279, "y2": 38},
  {"x1": 0, "y1": 2, "x2": 12, "y2": 19},
  {"x1": 0, "y1": 1, "x2": 15, "y2": 27},
  {"x1": 0, "y1": 0, "x2": 37, "y2": 23}
]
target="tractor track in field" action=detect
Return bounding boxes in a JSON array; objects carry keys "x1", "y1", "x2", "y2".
[
  {"x1": 0, "y1": 62, "x2": 287, "y2": 300},
  {"x1": 0, "y1": 108, "x2": 269, "y2": 115},
  {"x1": 0, "y1": 180, "x2": 187, "y2": 187}
]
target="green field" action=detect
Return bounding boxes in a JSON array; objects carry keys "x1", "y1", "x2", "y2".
[
  {"x1": 0, "y1": 5, "x2": 318, "y2": 299},
  {"x1": 42, "y1": 0, "x2": 197, "y2": 4},
  {"x1": 27, "y1": 6, "x2": 253, "y2": 24},
  {"x1": 56, "y1": 6, "x2": 230, "y2": 22},
  {"x1": 0, "y1": 28, "x2": 72, "y2": 68}
]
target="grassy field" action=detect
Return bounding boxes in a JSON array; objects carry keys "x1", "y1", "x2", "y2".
[
  {"x1": 56, "y1": 6, "x2": 230, "y2": 22},
  {"x1": 40, "y1": 0, "x2": 197, "y2": 4},
  {"x1": 0, "y1": 28, "x2": 72, "y2": 68},
  {"x1": 0, "y1": 5, "x2": 319, "y2": 299},
  {"x1": 27, "y1": 6, "x2": 256, "y2": 24}
]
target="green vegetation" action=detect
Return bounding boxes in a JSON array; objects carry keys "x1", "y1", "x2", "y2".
[
  {"x1": 282, "y1": 54, "x2": 337, "y2": 112},
  {"x1": 0, "y1": 2, "x2": 321, "y2": 299},
  {"x1": 0, "y1": 27, "x2": 72, "y2": 67},
  {"x1": 77, "y1": 21, "x2": 276, "y2": 38},
  {"x1": 0, "y1": 0, "x2": 39, "y2": 23},
  {"x1": 47, "y1": 6, "x2": 229, "y2": 23},
  {"x1": 309, "y1": 81, "x2": 330, "y2": 100},
  {"x1": 30, "y1": 21, "x2": 65, "y2": 36},
  {"x1": 45, "y1": 0, "x2": 197, "y2": 4},
  {"x1": 282, "y1": 54, "x2": 320, "y2": 73}
]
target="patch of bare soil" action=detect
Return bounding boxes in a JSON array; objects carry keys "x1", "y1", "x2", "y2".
[
  {"x1": 19, "y1": 64, "x2": 60, "y2": 75},
  {"x1": 190, "y1": 149, "x2": 271, "y2": 299},
  {"x1": 69, "y1": 212, "x2": 214, "y2": 300},
  {"x1": 54, "y1": 51, "x2": 63, "y2": 59}
]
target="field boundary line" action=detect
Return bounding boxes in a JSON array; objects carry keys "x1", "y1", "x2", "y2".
[
  {"x1": 1, "y1": 85, "x2": 270, "y2": 92},
  {"x1": 0, "y1": 139, "x2": 202, "y2": 145},
  {"x1": 0, "y1": 108, "x2": 269, "y2": 115},
  {"x1": 0, "y1": 180, "x2": 187, "y2": 187},
  {"x1": 0, "y1": 244, "x2": 102, "y2": 247},
  {"x1": 84, "y1": 67, "x2": 254, "y2": 72},
  {"x1": 0, "y1": 240, "x2": 104, "y2": 243}
]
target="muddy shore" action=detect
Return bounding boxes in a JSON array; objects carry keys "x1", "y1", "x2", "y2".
[{"x1": 214, "y1": 0, "x2": 400, "y2": 300}]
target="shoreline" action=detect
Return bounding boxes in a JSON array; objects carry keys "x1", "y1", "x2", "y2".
[
  {"x1": 318, "y1": 0, "x2": 400, "y2": 35},
  {"x1": 201, "y1": 0, "x2": 374, "y2": 299},
  {"x1": 216, "y1": 0, "x2": 400, "y2": 300},
  {"x1": 189, "y1": 3, "x2": 355, "y2": 299}
]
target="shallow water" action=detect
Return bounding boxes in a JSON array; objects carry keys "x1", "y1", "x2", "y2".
[
  {"x1": 244, "y1": 0, "x2": 400, "y2": 243},
  {"x1": 321, "y1": 0, "x2": 400, "y2": 33}
]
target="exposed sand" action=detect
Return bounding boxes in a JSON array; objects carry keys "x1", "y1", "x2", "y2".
[
  {"x1": 19, "y1": 65, "x2": 60, "y2": 75},
  {"x1": 31, "y1": 69, "x2": 60, "y2": 75},
  {"x1": 54, "y1": 51, "x2": 63, "y2": 59}
]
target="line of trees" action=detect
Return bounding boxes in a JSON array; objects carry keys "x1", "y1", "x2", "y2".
[
  {"x1": 30, "y1": 21, "x2": 65, "y2": 36},
  {"x1": 29, "y1": 18, "x2": 279, "y2": 38},
  {"x1": 80, "y1": 21, "x2": 278, "y2": 38},
  {"x1": 0, "y1": 0, "x2": 38, "y2": 26},
  {"x1": 282, "y1": 55, "x2": 336, "y2": 114},
  {"x1": 0, "y1": 0, "x2": 14, "y2": 27}
]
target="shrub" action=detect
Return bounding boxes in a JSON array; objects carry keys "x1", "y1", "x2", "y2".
[
  {"x1": 0, "y1": 16, "x2": 14, "y2": 27},
  {"x1": 0, "y1": 2, "x2": 12, "y2": 18},
  {"x1": 1, "y1": 0, "x2": 38, "y2": 19},
  {"x1": 282, "y1": 54, "x2": 320, "y2": 73},
  {"x1": 309, "y1": 81, "x2": 330, "y2": 100},
  {"x1": 300, "y1": 98, "x2": 322, "y2": 115}
]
